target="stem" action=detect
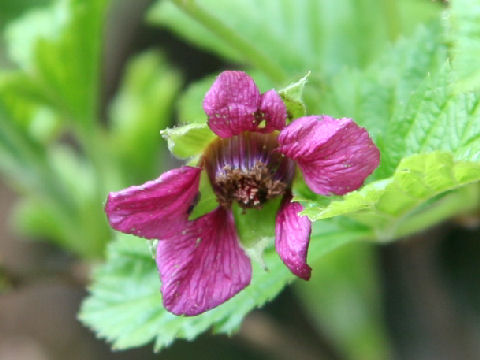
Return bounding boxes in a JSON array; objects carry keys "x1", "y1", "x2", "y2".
[
  {"x1": 171, "y1": 0, "x2": 288, "y2": 84},
  {"x1": 380, "y1": 0, "x2": 400, "y2": 41}
]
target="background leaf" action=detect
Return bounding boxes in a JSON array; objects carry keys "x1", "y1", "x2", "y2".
[
  {"x1": 108, "y1": 50, "x2": 182, "y2": 184},
  {"x1": 315, "y1": 23, "x2": 446, "y2": 172},
  {"x1": 5, "y1": 0, "x2": 111, "y2": 126},
  {"x1": 448, "y1": 0, "x2": 480, "y2": 92},
  {"x1": 380, "y1": 65, "x2": 480, "y2": 177},
  {"x1": 148, "y1": 0, "x2": 441, "y2": 82},
  {"x1": 295, "y1": 242, "x2": 391, "y2": 360}
]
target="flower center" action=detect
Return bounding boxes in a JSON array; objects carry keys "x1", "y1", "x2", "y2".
[{"x1": 202, "y1": 132, "x2": 295, "y2": 209}]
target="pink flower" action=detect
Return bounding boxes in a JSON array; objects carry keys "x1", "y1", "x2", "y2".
[{"x1": 105, "y1": 71, "x2": 380, "y2": 316}]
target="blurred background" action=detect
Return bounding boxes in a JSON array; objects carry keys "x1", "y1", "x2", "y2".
[{"x1": 1, "y1": 0, "x2": 480, "y2": 359}]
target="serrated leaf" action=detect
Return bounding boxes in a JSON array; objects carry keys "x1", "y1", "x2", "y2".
[
  {"x1": 301, "y1": 152, "x2": 480, "y2": 240},
  {"x1": 161, "y1": 123, "x2": 216, "y2": 159},
  {"x1": 379, "y1": 64, "x2": 480, "y2": 178},
  {"x1": 79, "y1": 225, "x2": 369, "y2": 351},
  {"x1": 148, "y1": 0, "x2": 441, "y2": 81},
  {"x1": 316, "y1": 24, "x2": 446, "y2": 164},
  {"x1": 278, "y1": 72, "x2": 309, "y2": 121}
]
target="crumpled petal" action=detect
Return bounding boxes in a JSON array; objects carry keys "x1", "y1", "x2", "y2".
[
  {"x1": 275, "y1": 195, "x2": 312, "y2": 280},
  {"x1": 258, "y1": 89, "x2": 287, "y2": 132},
  {"x1": 278, "y1": 116, "x2": 380, "y2": 195},
  {"x1": 105, "y1": 166, "x2": 201, "y2": 239},
  {"x1": 203, "y1": 71, "x2": 261, "y2": 138},
  {"x1": 157, "y1": 207, "x2": 252, "y2": 316}
]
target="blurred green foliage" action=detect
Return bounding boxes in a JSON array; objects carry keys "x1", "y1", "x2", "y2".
[
  {"x1": 0, "y1": 0, "x2": 479, "y2": 358},
  {"x1": 0, "y1": 0, "x2": 182, "y2": 257}
]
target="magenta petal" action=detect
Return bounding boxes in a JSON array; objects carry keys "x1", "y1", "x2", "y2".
[
  {"x1": 203, "y1": 71, "x2": 261, "y2": 138},
  {"x1": 278, "y1": 116, "x2": 380, "y2": 195},
  {"x1": 105, "y1": 166, "x2": 201, "y2": 239},
  {"x1": 258, "y1": 89, "x2": 287, "y2": 132},
  {"x1": 157, "y1": 207, "x2": 252, "y2": 316},
  {"x1": 275, "y1": 196, "x2": 312, "y2": 280}
]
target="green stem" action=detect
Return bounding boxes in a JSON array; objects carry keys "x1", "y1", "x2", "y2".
[
  {"x1": 171, "y1": 0, "x2": 288, "y2": 84},
  {"x1": 380, "y1": 0, "x2": 400, "y2": 41}
]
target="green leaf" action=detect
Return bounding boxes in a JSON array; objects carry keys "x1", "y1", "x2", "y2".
[
  {"x1": 79, "y1": 225, "x2": 369, "y2": 351},
  {"x1": 0, "y1": 97, "x2": 60, "y2": 196},
  {"x1": 0, "y1": 72, "x2": 61, "y2": 143},
  {"x1": 109, "y1": 50, "x2": 182, "y2": 183},
  {"x1": 0, "y1": 0, "x2": 52, "y2": 31},
  {"x1": 316, "y1": 23, "x2": 446, "y2": 163},
  {"x1": 5, "y1": 1, "x2": 68, "y2": 69},
  {"x1": 161, "y1": 123, "x2": 216, "y2": 159},
  {"x1": 11, "y1": 145, "x2": 111, "y2": 257},
  {"x1": 148, "y1": 0, "x2": 441, "y2": 82},
  {"x1": 301, "y1": 152, "x2": 480, "y2": 240},
  {"x1": 379, "y1": 64, "x2": 480, "y2": 177},
  {"x1": 5, "y1": 0, "x2": 111, "y2": 125},
  {"x1": 278, "y1": 72, "x2": 309, "y2": 121},
  {"x1": 448, "y1": 0, "x2": 480, "y2": 91}
]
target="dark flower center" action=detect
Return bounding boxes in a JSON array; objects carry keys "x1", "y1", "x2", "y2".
[{"x1": 202, "y1": 132, "x2": 295, "y2": 209}]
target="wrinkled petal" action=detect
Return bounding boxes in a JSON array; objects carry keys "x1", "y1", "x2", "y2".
[
  {"x1": 105, "y1": 166, "x2": 201, "y2": 239},
  {"x1": 203, "y1": 71, "x2": 261, "y2": 138},
  {"x1": 258, "y1": 89, "x2": 287, "y2": 132},
  {"x1": 157, "y1": 207, "x2": 252, "y2": 316},
  {"x1": 278, "y1": 116, "x2": 380, "y2": 195},
  {"x1": 275, "y1": 195, "x2": 312, "y2": 280}
]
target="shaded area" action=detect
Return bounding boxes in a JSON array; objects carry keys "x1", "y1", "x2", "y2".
[{"x1": 380, "y1": 223, "x2": 480, "y2": 360}]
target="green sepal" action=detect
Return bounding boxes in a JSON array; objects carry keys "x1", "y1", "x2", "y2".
[
  {"x1": 278, "y1": 72, "x2": 309, "y2": 121},
  {"x1": 161, "y1": 123, "x2": 216, "y2": 159},
  {"x1": 188, "y1": 171, "x2": 218, "y2": 220},
  {"x1": 233, "y1": 197, "x2": 282, "y2": 250}
]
